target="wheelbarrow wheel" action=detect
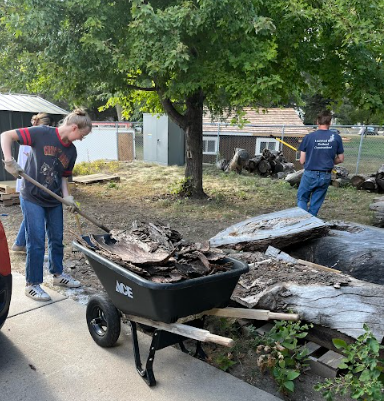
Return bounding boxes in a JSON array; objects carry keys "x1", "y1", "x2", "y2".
[{"x1": 86, "y1": 295, "x2": 121, "y2": 348}]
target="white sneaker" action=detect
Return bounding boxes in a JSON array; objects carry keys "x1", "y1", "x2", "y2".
[
  {"x1": 25, "y1": 285, "x2": 51, "y2": 302},
  {"x1": 11, "y1": 244, "x2": 26, "y2": 253},
  {"x1": 53, "y1": 273, "x2": 81, "y2": 288}
]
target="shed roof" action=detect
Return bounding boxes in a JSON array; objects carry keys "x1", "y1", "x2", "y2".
[
  {"x1": 0, "y1": 93, "x2": 68, "y2": 115},
  {"x1": 203, "y1": 107, "x2": 311, "y2": 136}
]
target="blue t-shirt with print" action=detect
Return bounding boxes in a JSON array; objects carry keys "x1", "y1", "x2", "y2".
[
  {"x1": 299, "y1": 129, "x2": 344, "y2": 171},
  {"x1": 16, "y1": 125, "x2": 77, "y2": 207}
]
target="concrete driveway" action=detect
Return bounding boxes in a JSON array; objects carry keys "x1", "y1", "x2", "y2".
[{"x1": 0, "y1": 272, "x2": 280, "y2": 401}]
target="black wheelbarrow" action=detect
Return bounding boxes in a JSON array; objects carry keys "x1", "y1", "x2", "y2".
[{"x1": 72, "y1": 235, "x2": 249, "y2": 386}]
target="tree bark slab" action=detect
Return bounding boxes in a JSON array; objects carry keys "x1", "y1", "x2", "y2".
[
  {"x1": 209, "y1": 207, "x2": 329, "y2": 251},
  {"x1": 233, "y1": 280, "x2": 384, "y2": 343}
]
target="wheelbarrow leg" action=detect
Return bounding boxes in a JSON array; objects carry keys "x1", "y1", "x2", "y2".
[
  {"x1": 130, "y1": 321, "x2": 156, "y2": 386},
  {"x1": 129, "y1": 319, "x2": 207, "y2": 387}
]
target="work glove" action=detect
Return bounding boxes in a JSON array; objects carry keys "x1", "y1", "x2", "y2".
[
  {"x1": 63, "y1": 195, "x2": 78, "y2": 213},
  {"x1": 3, "y1": 158, "x2": 24, "y2": 178}
]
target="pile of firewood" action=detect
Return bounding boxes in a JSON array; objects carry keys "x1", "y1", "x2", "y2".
[
  {"x1": 78, "y1": 221, "x2": 233, "y2": 283},
  {"x1": 350, "y1": 164, "x2": 384, "y2": 192},
  {"x1": 217, "y1": 148, "x2": 295, "y2": 178},
  {"x1": 244, "y1": 148, "x2": 296, "y2": 178}
]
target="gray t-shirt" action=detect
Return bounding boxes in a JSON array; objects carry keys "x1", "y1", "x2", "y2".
[{"x1": 16, "y1": 125, "x2": 77, "y2": 207}]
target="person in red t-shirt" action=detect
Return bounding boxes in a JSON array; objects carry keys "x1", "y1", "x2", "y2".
[{"x1": 1, "y1": 109, "x2": 92, "y2": 301}]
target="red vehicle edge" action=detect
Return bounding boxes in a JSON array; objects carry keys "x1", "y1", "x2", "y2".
[{"x1": 0, "y1": 219, "x2": 12, "y2": 329}]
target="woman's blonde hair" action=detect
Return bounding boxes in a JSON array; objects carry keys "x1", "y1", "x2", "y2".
[
  {"x1": 35, "y1": 112, "x2": 53, "y2": 126},
  {"x1": 61, "y1": 108, "x2": 92, "y2": 130}
]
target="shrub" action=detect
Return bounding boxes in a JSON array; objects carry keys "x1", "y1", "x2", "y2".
[{"x1": 314, "y1": 324, "x2": 384, "y2": 401}]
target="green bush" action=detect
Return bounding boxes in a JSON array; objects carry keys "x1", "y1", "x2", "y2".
[{"x1": 314, "y1": 324, "x2": 384, "y2": 401}]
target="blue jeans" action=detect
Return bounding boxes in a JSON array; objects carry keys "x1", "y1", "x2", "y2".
[
  {"x1": 20, "y1": 197, "x2": 64, "y2": 285},
  {"x1": 15, "y1": 219, "x2": 26, "y2": 247},
  {"x1": 297, "y1": 170, "x2": 332, "y2": 217},
  {"x1": 15, "y1": 198, "x2": 26, "y2": 247}
]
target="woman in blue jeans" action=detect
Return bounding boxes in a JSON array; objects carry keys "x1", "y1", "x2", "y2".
[
  {"x1": 12, "y1": 113, "x2": 53, "y2": 253},
  {"x1": 1, "y1": 109, "x2": 92, "y2": 301},
  {"x1": 297, "y1": 110, "x2": 344, "y2": 217}
]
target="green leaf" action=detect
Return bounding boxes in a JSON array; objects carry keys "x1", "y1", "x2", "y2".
[
  {"x1": 283, "y1": 380, "x2": 294, "y2": 392},
  {"x1": 338, "y1": 358, "x2": 349, "y2": 369},
  {"x1": 286, "y1": 370, "x2": 300, "y2": 381},
  {"x1": 359, "y1": 369, "x2": 371, "y2": 382},
  {"x1": 332, "y1": 338, "x2": 348, "y2": 350},
  {"x1": 282, "y1": 341, "x2": 295, "y2": 350}
]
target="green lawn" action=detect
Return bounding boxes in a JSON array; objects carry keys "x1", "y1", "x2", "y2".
[{"x1": 336, "y1": 135, "x2": 384, "y2": 175}]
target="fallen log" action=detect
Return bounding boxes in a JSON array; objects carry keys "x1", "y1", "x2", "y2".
[
  {"x1": 244, "y1": 156, "x2": 261, "y2": 173},
  {"x1": 227, "y1": 148, "x2": 250, "y2": 173},
  {"x1": 227, "y1": 245, "x2": 384, "y2": 343},
  {"x1": 209, "y1": 207, "x2": 329, "y2": 251},
  {"x1": 257, "y1": 159, "x2": 271, "y2": 175},
  {"x1": 333, "y1": 165, "x2": 349, "y2": 179},
  {"x1": 375, "y1": 164, "x2": 384, "y2": 191},
  {"x1": 285, "y1": 169, "x2": 303, "y2": 187},
  {"x1": 361, "y1": 177, "x2": 378, "y2": 191},
  {"x1": 286, "y1": 221, "x2": 384, "y2": 285},
  {"x1": 350, "y1": 174, "x2": 367, "y2": 189},
  {"x1": 369, "y1": 198, "x2": 384, "y2": 227},
  {"x1": 245, "y1": 281, "x2": 384, "y2": 343}
]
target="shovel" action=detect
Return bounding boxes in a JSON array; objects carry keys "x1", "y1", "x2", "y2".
[{"x1": 20, "y1": 172, "x2": 111, "y2": 233}]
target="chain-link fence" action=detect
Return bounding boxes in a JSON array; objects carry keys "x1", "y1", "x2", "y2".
[
  {"x1": 87, "y1": 122, "x2": 382, "y2": 176},
  {"x1": 202, "y1": 124, "x2": 384, "y2": 176}
]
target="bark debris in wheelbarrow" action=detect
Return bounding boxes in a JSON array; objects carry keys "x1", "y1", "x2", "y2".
[{"x1": 75, "y1": 221, "x2": 236, "y2": 283}]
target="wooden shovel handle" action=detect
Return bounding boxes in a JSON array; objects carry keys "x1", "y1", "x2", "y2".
[
  {"x1": 203, "y1": 307, "x2": 300, "y2": 321},
  {"x1": 20, "y1": 172, "x2": 110, "y2": 233}
]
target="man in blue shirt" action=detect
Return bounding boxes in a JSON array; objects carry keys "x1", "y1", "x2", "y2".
[{"x1": 297, "y1": 110, "x2": 344, "y2": 216}]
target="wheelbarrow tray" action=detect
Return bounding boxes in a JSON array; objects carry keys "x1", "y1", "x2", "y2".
[{"x1": 73, "y1": 235, "x2": 248, "y2": 323}]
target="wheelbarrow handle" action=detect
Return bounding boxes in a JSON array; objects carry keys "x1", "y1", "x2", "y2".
[{"x1": 20, "y1": 172, "x2": 110, "y2": 233}]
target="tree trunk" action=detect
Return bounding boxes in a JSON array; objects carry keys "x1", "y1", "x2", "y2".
[
  {"x1": 184, "y1": 91, "x2": 206, "y2": 198},
  {"x1": 160, "y1": 90, "x2": 206, "y2": 199}
]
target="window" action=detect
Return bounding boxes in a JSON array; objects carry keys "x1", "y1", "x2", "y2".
[
  {"x1": 255, "y1": 138, "x2": 278, "y2": 155},
  {"x1": 203, "y1": 136, "x2": 218, "y2": 154}
]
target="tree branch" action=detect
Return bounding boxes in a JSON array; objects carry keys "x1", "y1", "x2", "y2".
[
  {"x1": 160, "y1": 96, "x2": 187, "y2": 130},
  {"x1": 126, "y1": 84, "x2": 156, "y2": 92}
]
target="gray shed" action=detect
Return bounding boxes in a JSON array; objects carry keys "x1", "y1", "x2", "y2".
[{"x1": 0, "y1": 93, "x2": 68, "y2": 181}]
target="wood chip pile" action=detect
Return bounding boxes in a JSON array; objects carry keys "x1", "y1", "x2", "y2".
[{"x1": 78, "y1": 221, "x2": 233, "y2": 283}]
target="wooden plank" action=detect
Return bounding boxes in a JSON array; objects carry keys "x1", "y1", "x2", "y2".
[
  {"x1": 0, "y1": 193, "x2": 20, "y2": 201},
  {"x1": 124, "y1": 314, "x2": 234, "y2": 347},
  {"x1": 1, "y1": 198, "x2": 20, "y2": 206},
  {"x1": 72, "y1": 173, "x2": 120, "y2": 184},
  {"x1": 310, "y1": 350, "x2": 344, "y2": 378},
  {"x1": 0, "y1": 181, "x2": 17, "y2": 194}
]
